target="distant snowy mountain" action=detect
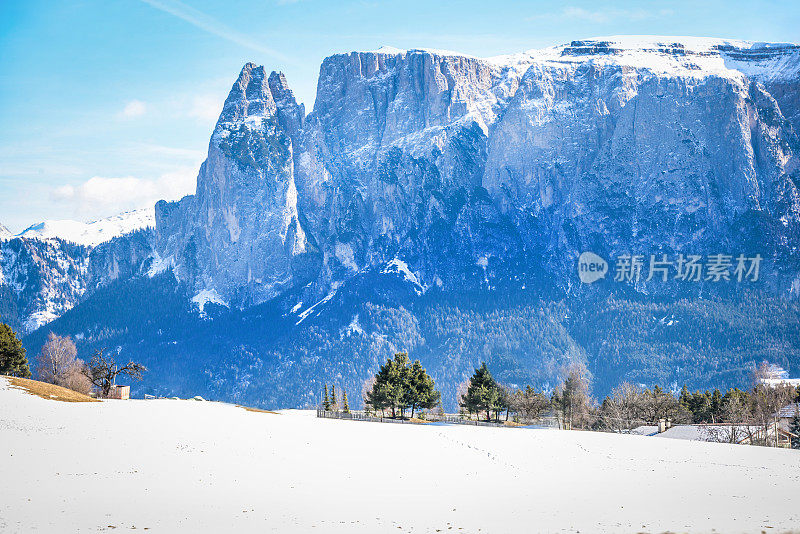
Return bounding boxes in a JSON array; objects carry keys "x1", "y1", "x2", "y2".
[
  {"x1": 0, "y1": 223, "x2": 11, "y2": 241},
  {"x1": 16, "y1": 208, "x2": 154, "y2": 247},
  {"x1": 0, "y1": 209, "x2": 154, "y2": 332}
]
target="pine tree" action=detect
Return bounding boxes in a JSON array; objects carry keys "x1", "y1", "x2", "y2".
[
  {"x1": 364, "y1": 352, "x2": 439, "y2": 419},
  {"x1": 710, "y1": 389, "x2": 724, "y2": 423},
  {"x1": 790, "y1": 408, "x2": 800, "y2": 450},
  {"x1": 0, "y1": 323, "x2": 31, "y2": 378},
  {"x1": 365, "y1": 353, "x2": 406, "y2": 418},
  {"x1": 679, "y1": 385, "x2": 691, "y2": 409},
  {"x1": 323, "y1": 384, "x2": 330, "y2": 411},
  {"x1": 331, "y1": 385, "x2": 337, "y2": 411},
  {"x1": 460, "y1": 362, "x2": 501, "y2": 422},
  {"x1": 342, "y1": 391, "x2": 350, "y2": 414},
  {"x1": 403, "y1": 359, "x2": 441, "y2": 418}
]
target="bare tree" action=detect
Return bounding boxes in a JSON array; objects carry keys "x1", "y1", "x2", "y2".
[
  {"x1": 360, "y1": 375, "x2": 376, "y2": 414},
  {"x1": 36, "y1": 333, "x2": 77, "y2": 384},
  {"x1": 85, "y1": 349, "x2": 146, "y2": 397},
  {"x1": 748, "y1": 362, "x2": 794, "y2": 446},
  {"x1": 601, "y1": 382, "x2": 647, "y2": 432},
  {"x1": 703, "y1": 394, "x2": 752, "y2": 444},
  {"x1": 511, "y1": 385, "x2": 550, "y2": 423},
  {"x1": 552, "y1": 364, "x2": 593, "y2": 430},
  {"x1": 455, "y1": 379, "x2": 471, "y2": 419},
  {"x1": 36, "y1": 333, "x2": 91, "y2": 394}
]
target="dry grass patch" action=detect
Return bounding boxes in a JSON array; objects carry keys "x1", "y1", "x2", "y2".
[
  {"x1": 409, "y1": 417, "x2": 432, "y2": 424},
  {"x1": 3, "y1": 376, "x2": 98, "y2": 403},
  {"x1": 236, "y1": 404, "x2": 278, "y2": 414},
  {"x1": 503, "y1": 420, "x2": 525, "y2": 427}
]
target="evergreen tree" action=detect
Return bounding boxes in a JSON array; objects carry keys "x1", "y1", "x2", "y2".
[
  {"x1": 404, "y1": 359, "x2": 440, "y2": 418},
  {"x1": 365, "y1": 353, "x2": 407, "y2": 418},
  {"x1": 323, "y1": 384, "x2": 330, "y2": 411},
  {"x1": 679, "y1": 385, "x2": 691, "y2": 408},
  {"x1": 460, "y1": 362, "x2": 501, "y2": 422},
  {"x1": 0, "y1": 323, "x2": 31, "y2": 378},
  {"x1": 790, "y1": 408, "x2": 800, "y2": 450},
  {"x1": 331, "y1": 385, "x2": 337, "y2": 411},
  {"x1": 710, "y1": 389, "x2": 724, "y2": 423},
  {"x1": 342, "y1": 391, "x2": 350, "y2": 414},
  {"x1": 365, "y1": 352, "x2": 439, "y2": 419}
]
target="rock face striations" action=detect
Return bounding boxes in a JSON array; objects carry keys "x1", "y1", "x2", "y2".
[
  {"x1": 155, "y1": 65, "x2": 314, "y2": 308},
  {"x1": 154, "y1": 37, "x2": 800, "y2": 309}
]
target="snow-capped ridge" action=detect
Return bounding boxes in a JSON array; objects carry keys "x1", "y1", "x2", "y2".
[
  {"x1": 352, "y1": 36, "x2": 800, "y2": 81},
  {"x1": 16, "y1": 208, "x2": 155, "y2": 247},
  {"x1": 538, "y1": 36, "x2": 800, "y2": 81}
]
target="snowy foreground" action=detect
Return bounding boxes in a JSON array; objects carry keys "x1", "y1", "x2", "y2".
[{"x1": 1, "y1": 381, "x2": 799, "y2": 533}]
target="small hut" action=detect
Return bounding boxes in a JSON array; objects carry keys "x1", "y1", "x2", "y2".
[{"x1": 106, "y1": 385, "x2": 130, "y2": 400}]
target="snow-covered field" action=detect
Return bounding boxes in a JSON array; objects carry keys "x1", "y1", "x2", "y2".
[{"x1": 1, "y1": 378, "x2": 799, "y2": 533}]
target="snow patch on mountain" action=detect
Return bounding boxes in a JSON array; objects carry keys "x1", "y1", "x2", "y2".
[
  {"x1": 296, "y1": 287, "x2": 338, "y2": 324},
  {"x1": 383, "y1": 258, "x2": 424, "y2": 294},
  {"x1": 191, "y1": 289, "x2": 228, "y2": 317},
  {"x1": 0, "y1": 223, "x2": 11, "y2": 241},
  {"x1": 146, "y1": 251, "x2": 173, "y2": 278},
  {"x1": 17, "y1": 208, "x2": 154, "y2": 247}
]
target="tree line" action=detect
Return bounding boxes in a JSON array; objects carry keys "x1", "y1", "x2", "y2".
[
  {"x1": 320, "y1": 351, "x2": 800, "y2": 449},
  {"x1": 0, "y1": 321, "x2": 146, "y2": 398}
]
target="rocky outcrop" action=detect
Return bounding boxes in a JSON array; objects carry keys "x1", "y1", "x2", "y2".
[
  {"x1": 0, "y1": 238, "x2": 90, "y2": 332},
  {"x1": 155, "y1": 64, "x2": 319, "y2": 308},
  {"x1": 154, "y1": 37, "x2": 800, "y2": 309}
]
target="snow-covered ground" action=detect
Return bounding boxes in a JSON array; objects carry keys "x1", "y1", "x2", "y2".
[{"x1": 1, "y1": 377, "x2": 799, "y2": 533}]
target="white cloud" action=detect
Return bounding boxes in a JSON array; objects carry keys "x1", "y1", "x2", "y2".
[
  {"x1": 121, "y1": 100, "x2": 147, "y2": 118},
  {"x1": 50, "y1": 166, "x2": 198, "y2": 219}
]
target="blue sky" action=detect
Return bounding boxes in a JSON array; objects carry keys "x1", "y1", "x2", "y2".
[{"x1": 0, "y1": 0, "x2": 798, "y2": 232}]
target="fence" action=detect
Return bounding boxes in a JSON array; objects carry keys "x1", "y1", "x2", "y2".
[{"x1": 316, "y1": 409, "x2": 559, "y2": 428}]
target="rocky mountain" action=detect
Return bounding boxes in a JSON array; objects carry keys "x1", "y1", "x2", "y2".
[
  {"x1": 13, "y1": 36, "x2": 800, "y2": 407},
  {"x1": 0, "y1": 210, "x2": 154, "y2": 332},
  {"x1": 155, "y1": 37, "x2": 800, "y2": 312}
]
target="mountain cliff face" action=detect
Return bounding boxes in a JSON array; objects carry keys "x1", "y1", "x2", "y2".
[
  {"x1": 14, "y1": 37, "x2": 800, "y2": 406},
  {"x1": 155, "y1": 37, "x2": 800, "y2": 310}
]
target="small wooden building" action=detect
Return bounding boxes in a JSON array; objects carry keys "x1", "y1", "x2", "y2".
[{"x1": 106, "y1": 385, "x2": 130, "y2": 400}]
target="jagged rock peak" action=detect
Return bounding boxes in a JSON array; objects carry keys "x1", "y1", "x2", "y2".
[
  {"x1": 214, "y1": 64, "x2": 305, "y2": 138},
  {"x1": 220, "y1": 63, "x2": 269, "y2": 121},
  {"x1": 267, "y1": 71, "x2": 294, "y2": 104}
]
